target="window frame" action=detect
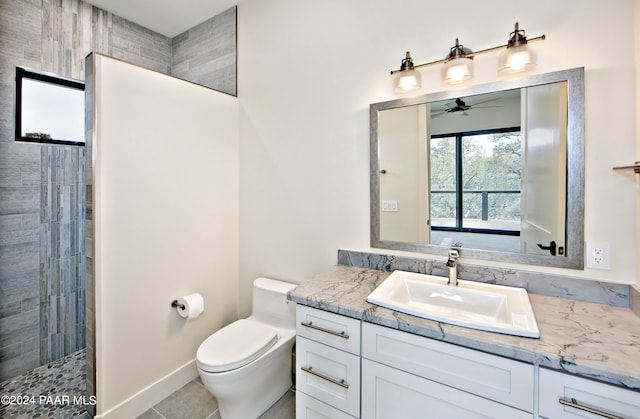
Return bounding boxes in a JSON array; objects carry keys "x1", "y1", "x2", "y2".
[{"x1": 15, "y1": 66, "x2": 86, "y2": 146}]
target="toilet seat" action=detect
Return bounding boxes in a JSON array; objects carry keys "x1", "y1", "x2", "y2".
[{"x1": 197, "y1": 319, "x2": 279, "y2": 373}]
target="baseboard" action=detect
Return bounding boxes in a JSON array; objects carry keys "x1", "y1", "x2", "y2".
[{"x1": 95, "y1": 358, "x2": 198, "y2": 419}]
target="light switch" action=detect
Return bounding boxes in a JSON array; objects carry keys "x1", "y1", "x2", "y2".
[{"x1": 382, "y1": 200, "x2": 398, "y2": 212}]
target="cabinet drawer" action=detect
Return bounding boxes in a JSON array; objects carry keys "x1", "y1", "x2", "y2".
[
  {"x1": 362, "y1": 359, "x2": 530, "y2": 419},
  {"x1": 296, "y1": 391, "x2": 357, "y2": 419},
  {"x1": 362, "y1": 322, "x2": 534, "y2": 412},
  {"x1": 539, "y1": 368, "x2": 640, "y2": 418},
  {"x1": 296, "y1": 336, "x2": 361, "y2": 417},
  {"x1": 296, "y1": 305, "x2": 361, "y2": 355}
]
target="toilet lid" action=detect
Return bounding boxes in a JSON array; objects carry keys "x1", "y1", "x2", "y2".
[{"x1": 197, "y1": 319, "x2": 279, "y2": 373}]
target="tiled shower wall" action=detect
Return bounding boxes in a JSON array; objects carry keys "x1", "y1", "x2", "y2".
[
  {"x1": 0, "y1": 0, "x2": 237, "y2": 388},
  {"x1": 173, "y1": 6, "x2": 237, "y2": 96},
  {"x1": 39, "y1": 146, "x2": 86, "y2": 365}
]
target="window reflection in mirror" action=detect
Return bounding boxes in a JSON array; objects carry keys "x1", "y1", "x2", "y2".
[
  {"x1": 15, "y1": 67, "x2": 85, "y2": 146},
  {"x1": 430, "y1": 129, "x2": 522, "y2": 253}
]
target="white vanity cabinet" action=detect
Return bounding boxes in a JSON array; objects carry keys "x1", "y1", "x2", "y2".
[
  {"x1": 295, "y1": 305, "x2": 361, "y2": 419},
  {"x1": 361, "y1": 322, "x2": 534, "y2": 418},
  {"x1": 539, "y1": 368, "x2": 640, "y2": 418},
  {"x1": 293, "y1": 304, "x2": 638, "y2": 419}
]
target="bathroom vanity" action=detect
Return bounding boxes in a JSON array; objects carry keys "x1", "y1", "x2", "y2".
[{"x1": 289, "y1": 265, "x2": 640, "y2": 419}]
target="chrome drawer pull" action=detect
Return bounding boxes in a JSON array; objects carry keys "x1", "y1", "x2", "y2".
[
  {"x1": 300, "y1": 321, "x2": 349, "y2": 339},
  {"x1": 301, "y1": 366, "x2": 349, "y2": 389},
  {"x1": 559, "y1": 397, "x2": 627, "y2": 419}
]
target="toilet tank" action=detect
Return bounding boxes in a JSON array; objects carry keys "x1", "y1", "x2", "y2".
[{"x1": 251, "y1": 278, "x2": 297, "y2": 329}]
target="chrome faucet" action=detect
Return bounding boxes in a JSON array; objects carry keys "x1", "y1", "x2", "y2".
[{"x1": 446, "y1": 249, "x2": 460, "y2": 287}]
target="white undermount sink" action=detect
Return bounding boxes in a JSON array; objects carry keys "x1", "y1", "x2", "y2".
[{"x1": 366, "y1": 270, "x2": 540, "y2": 338}]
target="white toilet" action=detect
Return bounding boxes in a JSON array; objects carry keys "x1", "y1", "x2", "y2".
[{"x1": 196, "y1": 278, "x2": 297, "y2": 419}]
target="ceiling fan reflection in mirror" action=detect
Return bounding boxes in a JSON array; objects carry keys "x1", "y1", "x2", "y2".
[{"x1": 431, "y1": 96, "x2": 503, "y2": 118}]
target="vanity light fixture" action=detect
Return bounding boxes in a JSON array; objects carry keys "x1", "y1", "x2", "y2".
[
  {"x1": 389, "y1": 22, "x2": 545, "y2": 92},
  {"x1": 393, "y1": 51, "x2": 422, "y2": 93},
  {"x1": 442, "y1": 38, "x2": 474, "y2": 84},
  {"x1": 498, "y1": 22, "x2": 539, "y2": 74}
]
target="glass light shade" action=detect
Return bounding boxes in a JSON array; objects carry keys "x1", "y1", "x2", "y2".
[
  {"x1": 498, "y1": 44, "x2": 536, "y2": 74},
  {"x1": 442, "y1": 57, "x2": 474, "y2": 84},
  {"x1": 393, "y1": 68, "x2": 422, "y2": 93}
]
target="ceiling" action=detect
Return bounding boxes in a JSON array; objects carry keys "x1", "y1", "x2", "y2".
[{"x1": 84, "y1": 0, "x2": 237, "y2": 38}]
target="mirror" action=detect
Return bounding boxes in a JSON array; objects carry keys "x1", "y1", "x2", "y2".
[{"x1": 370, "y1": 68, "x2": 584, "y2": 269}]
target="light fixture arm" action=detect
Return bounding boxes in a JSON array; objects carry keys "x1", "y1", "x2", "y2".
[
  {"x1": 508, "y1": 22, "x2": 529, "y2": 47},
  {"x1": 389, "y1": 51, "x2": 416, "y2": 75},
  {"x1": 468, "y1": 34, "x2": 545, "y2": 57},
  {"x1": 400, "y1": 51, "x2": 414, "y2": 70},
  {"x1": 390, "y1": 57, "x2": 447, "y2": 75}
]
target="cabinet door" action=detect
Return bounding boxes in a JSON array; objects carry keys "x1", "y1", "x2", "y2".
[
  {"x1": 296, "y1": 391, "x2": 357, "y2": 419},
  {"x1": 296, "y1": 337, "x2": 361, "y2": 417},
  {"x1": 362, "y1": 322, "x2": 534, "y2": 412},
  {"x1": 539, "y1": 368, "x2": 640, "y2": 418},
  {"x1": 361, "y1": 359, "x2": 531, "y2": 419},
  {"x1": 296, "y1": 305, "x2": 361, "y2": 355}
]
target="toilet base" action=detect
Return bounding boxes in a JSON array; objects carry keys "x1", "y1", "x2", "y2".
[{"x1": 198, "y1": 331, "x2": 295, "y2": 419}]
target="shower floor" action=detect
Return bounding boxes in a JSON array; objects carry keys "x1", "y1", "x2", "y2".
[{"x1": 0, "y1": 349, "x2": 89, "y2": 419}]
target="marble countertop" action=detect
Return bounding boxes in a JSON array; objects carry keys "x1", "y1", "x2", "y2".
[{"x1": 288, "y1": 265, "x2": 640, "y2": 391}]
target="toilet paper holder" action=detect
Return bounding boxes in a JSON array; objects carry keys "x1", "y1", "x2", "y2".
[{"x1": 171, "y1": 300, "x2": 185, "y2": 310}]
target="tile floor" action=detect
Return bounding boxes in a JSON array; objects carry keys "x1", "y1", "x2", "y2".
[
  {"x1": 137, "y1": 378, "x2": 296, "y2": 419},
  {"x1": 0, "y1": 349, "x2": 90, "y2": 419},
  {"x1": 0, "y1": 349, "x2": 295, "y2": 419}
]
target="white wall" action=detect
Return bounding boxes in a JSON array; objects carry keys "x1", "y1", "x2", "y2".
[
  {"x1": 92, "y1": 55, "x2": 239, "y2": 417},
  {"x1": 237, "y1": 0, "x2": 638, "y2": 316}
]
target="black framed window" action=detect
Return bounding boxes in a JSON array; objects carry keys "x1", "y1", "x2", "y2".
[{"x1": 15, "y1": 67, "x2": 85, "y2": 146}]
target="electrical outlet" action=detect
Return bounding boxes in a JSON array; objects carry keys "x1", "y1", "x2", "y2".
[{"x1": 586, "y1": 242, "x2": 611, "y2": 270}]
